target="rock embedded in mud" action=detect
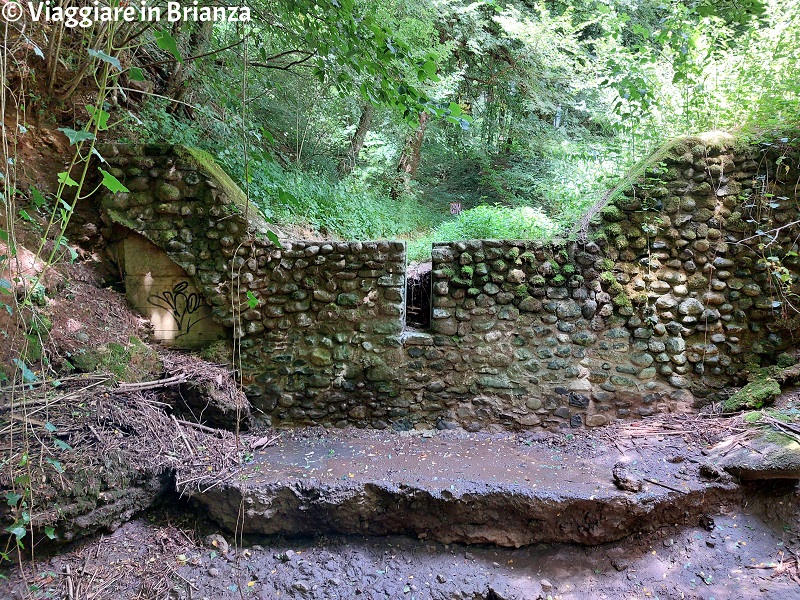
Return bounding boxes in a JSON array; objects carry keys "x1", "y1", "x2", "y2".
[
  {"x1": 607, "y1": 547, "x2": 630, "y2": 571},
  {"x1": 716, "y1": 434, "x2": 800, "y2": 480},
  {"x1": 204, "y1": 533, "x2": 230, "y2": 555},
  {"x1": 612, "y1": 462, "x2": 643, "y2": 492}
]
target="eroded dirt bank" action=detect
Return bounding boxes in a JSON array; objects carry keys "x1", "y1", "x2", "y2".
[
  {"x1": 178, "y1": 422, "x2": 744, "y2": 547},
  {"x1": 1, "y1": 494, "x2": 798, "y2": 600}
]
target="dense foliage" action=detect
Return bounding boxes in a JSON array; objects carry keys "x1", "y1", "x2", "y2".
[{"x1": 9, "y1": 0, "x2": 800, "y2": 259}]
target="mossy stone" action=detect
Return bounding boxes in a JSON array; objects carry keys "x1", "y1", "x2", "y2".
[{"x1": 723, "y1": 378, "x2": 780, "y2": 412}]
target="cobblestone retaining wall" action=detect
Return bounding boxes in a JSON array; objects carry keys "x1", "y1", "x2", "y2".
[{"x1": 94, "y1": 134, "x2": 800, "y2": 430}]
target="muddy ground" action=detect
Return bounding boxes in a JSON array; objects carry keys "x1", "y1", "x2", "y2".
[
  {"x1": 2, "y1": 417, "x2": 798, "y2": 600},
  {"x1": 1, "y1": 494, "x2": 798, "y2": 600}
]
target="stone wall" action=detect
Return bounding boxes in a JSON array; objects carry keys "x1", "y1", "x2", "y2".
[
  {"x1": 236, "y1": 239, "x2": 408, "y2": 426},
  {"x1": 93, "y1": 134, "x2": 800, "y2": 431}
]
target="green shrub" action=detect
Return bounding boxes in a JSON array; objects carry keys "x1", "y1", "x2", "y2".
[{"x1": 428, "y1": 205, "x2": 558, "y2": 242}]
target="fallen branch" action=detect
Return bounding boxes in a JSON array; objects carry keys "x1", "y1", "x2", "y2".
[
  {"x1": 643, "y1": 478, "x2": 688, "y2": 494},
  {"x1": 175, "y1": 418, "x2": 226, "y2": 435},
  {"x1": 117, "y1": 374, "x2": 186, "y2": 391},
  {"x1": 172, "y1": 415, "x2": 195, "y2": 457}
]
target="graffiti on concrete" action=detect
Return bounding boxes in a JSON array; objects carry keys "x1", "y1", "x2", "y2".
[{"x1": 148, "y1": 280, "x2": 205, "y2": 338}]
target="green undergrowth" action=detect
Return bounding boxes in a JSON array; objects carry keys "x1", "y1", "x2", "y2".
[
  {"x1": 132, "y1": 100, "x2": 443, "y2": 242},
  {"x1": 248, "y1": 165, "x2": 443, "y2": 240},
  {"x1": 68, "y1": 336, "x2": 161, "y2": 383},
  {"x1": 409, "y1": 205, "x2": 559, "y2": 262}
]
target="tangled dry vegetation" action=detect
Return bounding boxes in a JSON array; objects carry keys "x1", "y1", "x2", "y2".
[{"x1": 0, "y1": 369, "x2": 244, "y2": 554}]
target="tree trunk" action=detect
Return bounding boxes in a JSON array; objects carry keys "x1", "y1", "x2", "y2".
[
  {"x1": 339, "y1": 104, "x2": 374, "y2": 176},
  {"x1": 397, "y1": 111, "x2": 430, "y2": 178},
  {"x1": 392, "y1": 111, "x2": 430, "y2": 200},
  {"x1": 165, "y1": 22, "x2": 213, "y2": 114}
]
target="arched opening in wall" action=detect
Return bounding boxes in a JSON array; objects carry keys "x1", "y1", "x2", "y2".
[
  {"x1": 106, "y1": 228, "x2": 228, "y2": 349},
  {"x1": 406, "y1": 261, "x2": 432, "y2": 329}
]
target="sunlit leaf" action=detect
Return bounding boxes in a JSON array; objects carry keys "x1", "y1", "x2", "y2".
[
  {"x1": 87, "y1": 105, "x2": 110, "y2": 131},
  {"x1": 99, "y1": 169, "x2": 129, "y2": 193},
  {"x1": 87, "y1": 48, "x2": 121, "y2": 70},
  {"x1": 57, "y1": 172, "x2": 79, "y2": 187},
  {"x1": 154, "y1": 29, "x2": 182, "y2": 63},
  {"x1": 57, "y1": 128, "x2": 95, "y2": 146},
  {"x1": 246, "y1": 290, "x2": 258, "y2": 309}
]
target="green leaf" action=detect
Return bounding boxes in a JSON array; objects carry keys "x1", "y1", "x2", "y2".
[
  {"x1": 57, "y1": 172, "x2": 79, "y2": 187},
  {"x1": 0, "y1": 279, "x2": 12, "y2": 294},
  {"x1": 278, "y1": 190, "x2": 297, "y2": 205},
  {"x1": 128, "y1": 67, "x2": 145, "y2": 82},
  {"x1": 57, "y1": 128, "x2": 95, "y2": 146},
  {"x1": 6, "y1": 525, "x2": 27, "y2": 544},
  {"x1": 87, "y1": 48, "x2": 121, "y2": 70},
  {"x1": 154, "y1": 29, "x2": 182, "y2": 63},
  {"x1": 44, "y1": 526, "x2": 56, "y2": 540},
  {"x1": 246, "y1": 291, "x2": 258, "y2": 309},
  {"x1": 53, "y1": 439, "x2": 73, "y2": 452},
  {"x1": 86, "y1": 105, "x2": 110, "y2": 131},
  {"x1": 12, "y1": 358, "x2": 38, "y2": 383},
  {"x1": 99, "y1": 169, "x2": 130, "y2": 193},
  {"x1": 4, "y1": 492, "x2": 22, "y2": 507},
  {"x1": 448, "y1": 102, "x2": 462, "y2": 117},
  {"x1": 30, "y1": 187, "x2": 46, "y2": 208},
  {"x1": 266, "y1": 230, "x2": 282, "y2": 248},
  {"x1": 45, "y1": 458, "x2": 64, "y2": 474},
  {"x1": 18, "y1": 209, "x2": 34, "y2": 223},
  {"x1": 44, "y1": 422, "x2": 57, "y2": 433}
]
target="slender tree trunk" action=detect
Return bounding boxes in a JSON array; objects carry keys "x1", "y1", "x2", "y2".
[
  {"x1": 166, "y1": 22, "x2": 213, "y2": 114},
  {"x1": 397, "y1": 111, "x2": 430, "y2": 178},
  {"x1": 392, "y1": 111, "x2": 430, "y2": 200},
  {"x1": 339, "y1": 104, "x2": 374, "y2": 176}
]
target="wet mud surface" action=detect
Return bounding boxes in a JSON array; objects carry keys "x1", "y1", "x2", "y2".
[
  {"x1": 179, "y1": 423, "x2": 744, "y2": 546},
  {"x1": 2, "y1": 496, "x2": 798, "y2": 600},
  {"x1": 2, "y1": 420, "x2": 799, "y2": 598}
]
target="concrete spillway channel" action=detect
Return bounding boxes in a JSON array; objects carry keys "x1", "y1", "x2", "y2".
[{"x1": 176, "y1": 429, "x2": 743, "y2": 547}]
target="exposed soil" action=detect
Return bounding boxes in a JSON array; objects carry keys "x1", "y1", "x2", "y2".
[
  {"x1": 4, "y1": 411, "x2": 798, "y2": 599},
  {"x1": 1, "y1": 491, "x2": 798, "y2": 600},
  {"x1": 179, "y1": 417, "x2": 750, "y2": 547},
  {"x1": 46, "y1": 262, "x2": 147, "y2": 358}
]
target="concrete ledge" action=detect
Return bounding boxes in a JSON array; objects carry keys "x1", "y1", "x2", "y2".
[{"x1": 178, "y1": 429, "x2": 742, "y2": 547}]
